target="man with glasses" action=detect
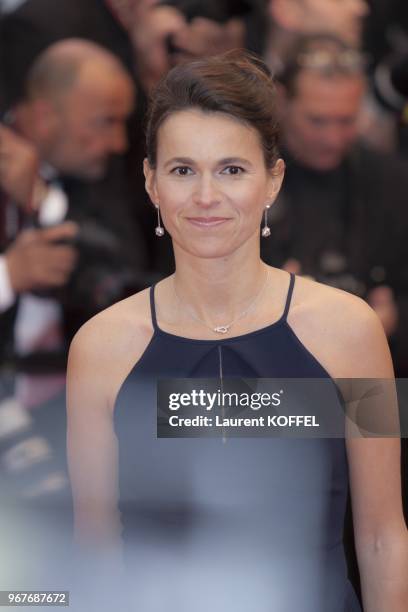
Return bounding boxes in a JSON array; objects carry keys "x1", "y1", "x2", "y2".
[{"x1": 262, "y1": 34, "x2": 408, "y2": 378}]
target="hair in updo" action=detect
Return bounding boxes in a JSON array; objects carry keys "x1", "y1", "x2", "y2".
[{"x1": 145, "y1": 50, "x2": 281, "y2": 169}]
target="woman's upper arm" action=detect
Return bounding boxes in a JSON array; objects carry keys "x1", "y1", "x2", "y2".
[
  {"x1": 66, "y1": 320, "x2": 121, "y2": 546},
  {"x1": 343, "y1": 303, "x2": 407, "y2": 552}
]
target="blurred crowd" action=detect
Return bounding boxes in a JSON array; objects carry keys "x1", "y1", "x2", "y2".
[{"x1": 0, "y1": 0, "x2": 407, "y2": 593}]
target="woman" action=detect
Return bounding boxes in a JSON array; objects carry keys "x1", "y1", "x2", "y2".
[{"x1": 67, "y1": 51, "x2": 408, "y2": 611}]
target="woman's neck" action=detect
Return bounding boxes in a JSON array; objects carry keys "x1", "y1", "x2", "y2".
[{"x1": 171, "y1": 247, "x2": 270, "y2": 325}]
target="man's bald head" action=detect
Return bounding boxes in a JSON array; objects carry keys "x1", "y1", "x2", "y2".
[
  {"x1": 20, "y1": 39, "x2": 135, "y2": 180},
  {"x1": 25, "y1": 39, "x2": 132, "y2": 102}
]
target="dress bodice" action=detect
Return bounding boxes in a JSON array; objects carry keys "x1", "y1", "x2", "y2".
[{"x1": 113, "y1": 273, "x2": 361, "y2": 611}]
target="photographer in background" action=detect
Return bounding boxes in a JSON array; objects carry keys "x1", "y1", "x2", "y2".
[
  {"x1": 0, "y1": 128, "x2": 78, "y2": 311},
  {"x1": 0, "y1": 128, "x2": 78, "y2": 372},
  {"x1": 261, "y1": 34, "x2": 408, "y2": 377},
  {"x1": 0, "y1": 0, "x2": 162, "y2": 276},
  {"x1": 0, "y1": 40, "x2": 145, "y2": 536},
  {"x1": 0, "y1": 39, "x2": 148, "y2": 374}
]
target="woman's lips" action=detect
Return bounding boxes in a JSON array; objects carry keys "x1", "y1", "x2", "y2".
[{"x1": 186, "y1": 217, "x2": 231, "y2": 228}]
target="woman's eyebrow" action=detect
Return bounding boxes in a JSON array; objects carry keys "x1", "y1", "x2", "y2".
[
  {"x1": 218, "y1": 157, "x2": 254, "y2": 167},
  {"x1": 163, "y1": 157, "x2": 195, "y2": 168},
  {"x1": 163, "y1": 156, "x2": 254, "y2": 168}
]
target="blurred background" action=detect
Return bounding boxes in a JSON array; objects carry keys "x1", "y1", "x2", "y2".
[{"x1": 0, "y1": 0, "x2": 407, "y2": 605}]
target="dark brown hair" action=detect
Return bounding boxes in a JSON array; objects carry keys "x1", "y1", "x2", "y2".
[{"x1": 145, "y1": 50, "x2": 280, "y2": 169}]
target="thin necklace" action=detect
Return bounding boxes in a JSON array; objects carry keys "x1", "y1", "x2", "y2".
[{"x1": 173, "y1": 268, "x2": 270, "y2": 335}]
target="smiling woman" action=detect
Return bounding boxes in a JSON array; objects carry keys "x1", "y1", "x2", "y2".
[
  {"x1": 143, "y1": 51, "x2": 284, "y2": 266},
  {"x1": 67, "y1": 50, "x2": 408, "y2": 612},
  {"x1": 144, "y1": 108, "x2": 283, "y2": 261}
]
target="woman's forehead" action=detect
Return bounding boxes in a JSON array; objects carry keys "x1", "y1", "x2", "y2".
[{"x1": 156, "y1": 109, "x2": 263, "y2": 161}]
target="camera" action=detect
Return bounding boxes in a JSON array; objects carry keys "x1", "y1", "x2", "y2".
[{"x1": 374, "y1": 52, "x2": 408, "y2": 112}]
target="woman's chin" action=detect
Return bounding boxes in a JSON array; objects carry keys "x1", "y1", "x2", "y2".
[{"x1": 175, "y1": 240, "x2": 238, "y2": 261}]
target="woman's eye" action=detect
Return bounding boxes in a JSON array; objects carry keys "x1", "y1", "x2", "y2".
[
  {"x1": 222, "y1": 166, "x2": 244, "y2": 176},
  {"x1": 171, "y1": 166, "x2": 193, "y2": 176}
]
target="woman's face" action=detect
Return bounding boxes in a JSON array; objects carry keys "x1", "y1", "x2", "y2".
[{"x1": 144, "y1": 109, "x2": 284, "y2": 260}]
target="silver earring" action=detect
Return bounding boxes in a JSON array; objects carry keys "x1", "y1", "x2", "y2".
[
  {"x1": 261, "y1": 204, "x2": 271, "y2": 238},
  {"x1": 155, "y1": 204, "x2": 164, "y2": 237}
]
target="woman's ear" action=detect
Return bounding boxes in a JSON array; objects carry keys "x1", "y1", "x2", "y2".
[
  {"x1": 267, "y1": 158, "x2": 285, "y2": 204},
  {"x1": 143, "y1": 158, "x2": 158, "y2": 205}
]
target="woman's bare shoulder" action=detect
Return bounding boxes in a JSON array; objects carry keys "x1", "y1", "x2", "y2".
[
  {"x1": 67, "y1": 288, "x2": 155, "y2": 409},
  {"x1": 288, "y1": 275, "x2": 394, "y2": 378},
  {"x1": 72, "y1": 288, "x2": 152, "y2": 350},
  {"x1": 292, "y1": 274, "x2": 374, "y2": 325}
]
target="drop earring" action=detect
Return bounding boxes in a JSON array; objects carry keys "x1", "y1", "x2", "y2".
[
  {"x1": 155, "y1": 204, "x2": 164, "y2": 237},
  {"x1": 261, "y1": 204, "x2": 271, "y2": 238}
]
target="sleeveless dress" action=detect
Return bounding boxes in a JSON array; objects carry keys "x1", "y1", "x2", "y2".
[{"x1": 114, "y1": 273, "x2": 362, "y2": 611}]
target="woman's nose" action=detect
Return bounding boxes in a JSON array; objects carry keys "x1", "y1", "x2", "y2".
[{"x1": 192, "y1": 176, "x2": 222, "y2": 208}]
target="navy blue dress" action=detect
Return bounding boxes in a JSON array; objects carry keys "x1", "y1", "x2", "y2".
[{"x1": 114, "y1": 273, "x2": 362, "y2": 611}]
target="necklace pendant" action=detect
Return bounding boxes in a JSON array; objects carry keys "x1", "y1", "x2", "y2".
[{"x1": 214, "y1": 325, "x2": 230, "y2": 334}]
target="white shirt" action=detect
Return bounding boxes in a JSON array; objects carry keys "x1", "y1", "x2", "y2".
[
  {"x1": 0, "y1": 255, "x2": 15, "y2": 312},
  {"x1": 0, "y1": 184, "x2": 69, "y2": 313}
]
